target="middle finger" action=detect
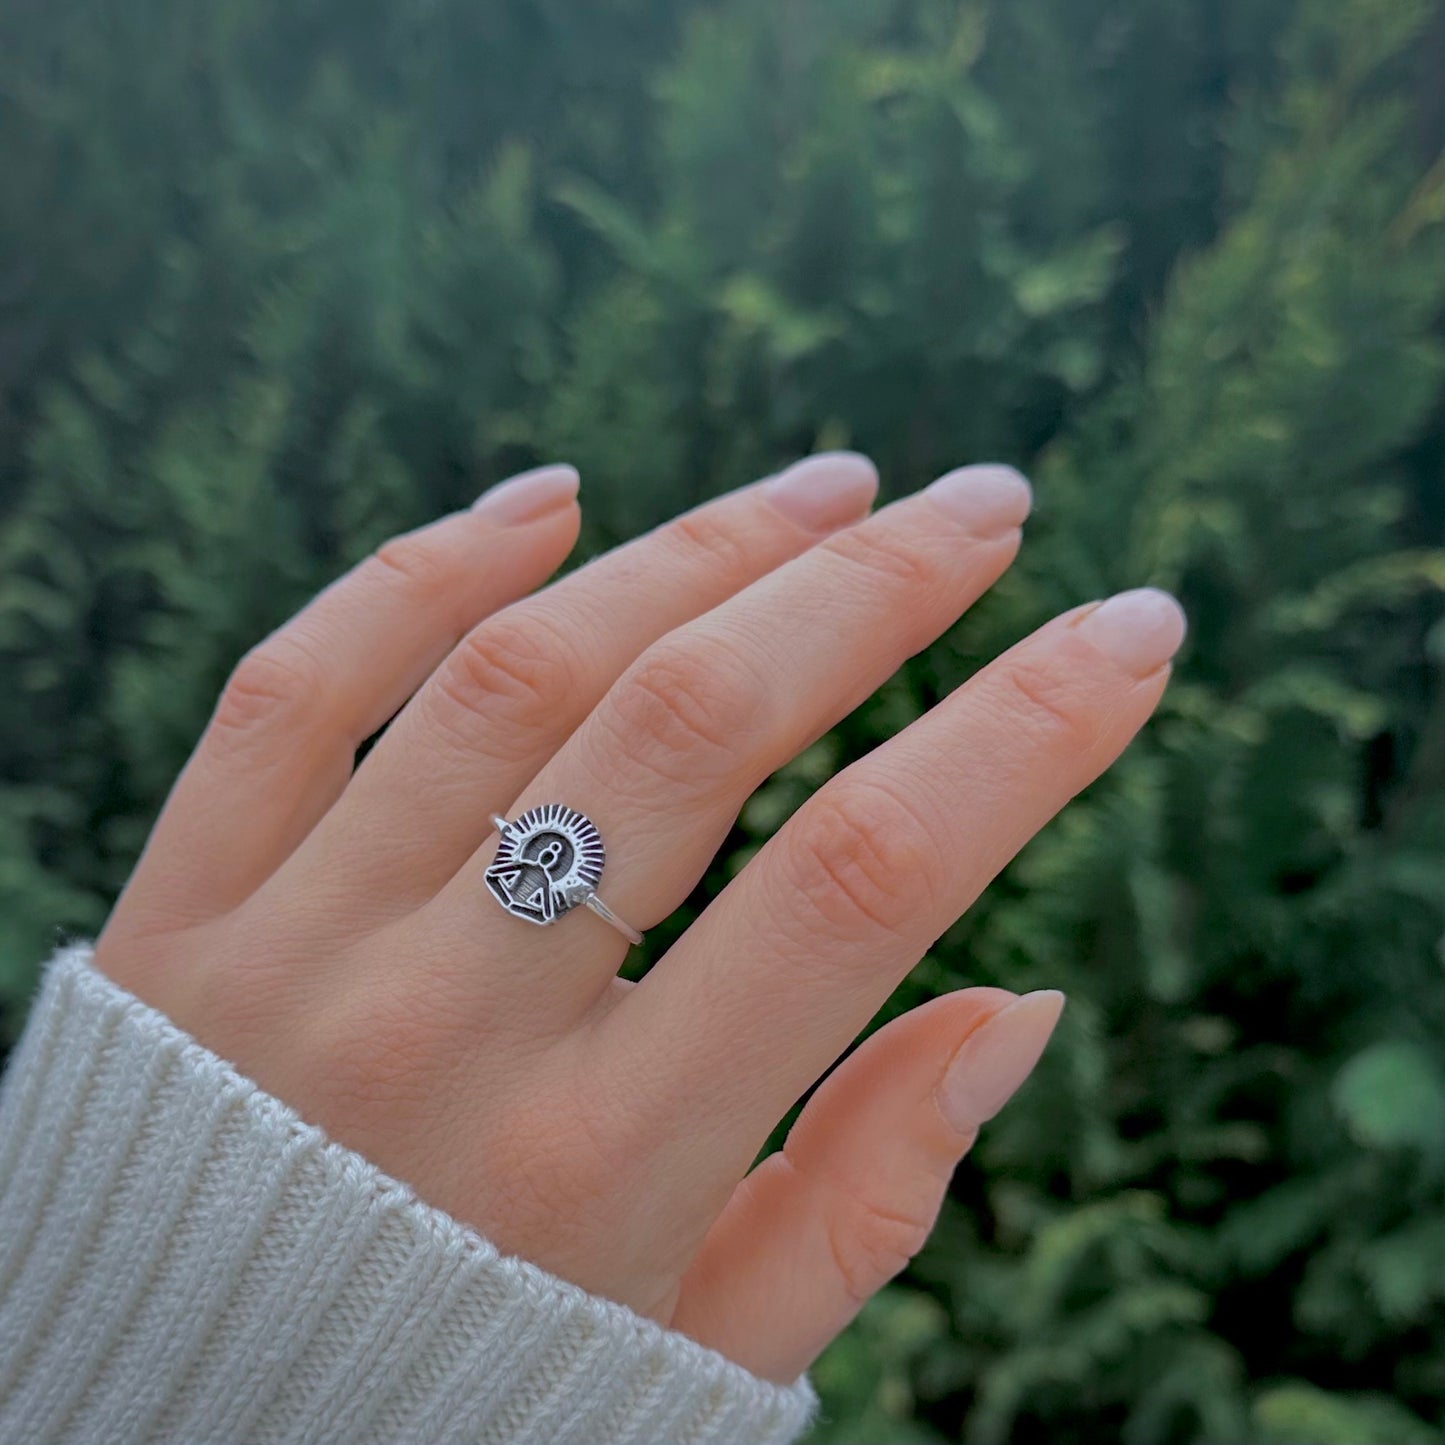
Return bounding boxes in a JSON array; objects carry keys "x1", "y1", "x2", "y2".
[{"x1": 431, "y1": 463, "x2": 1031, "y2": 1010}]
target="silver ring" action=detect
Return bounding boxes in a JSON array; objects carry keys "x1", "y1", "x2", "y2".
[{"x1": 485, "y1": 805, "x2": 643, "y2": 947}]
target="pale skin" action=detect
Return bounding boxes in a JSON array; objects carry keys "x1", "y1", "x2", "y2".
[{"x1": 93, "y1": 453, "x2": 1186, "y2": 1384}]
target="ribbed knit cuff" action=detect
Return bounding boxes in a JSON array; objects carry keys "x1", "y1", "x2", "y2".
[{"x1": 0, "y1": 947, "x2": 817, "y2": 1445}]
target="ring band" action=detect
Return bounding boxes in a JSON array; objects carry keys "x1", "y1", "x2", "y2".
[{"x1": 486, "y1": 806, "x2": 643, "y2": 947}]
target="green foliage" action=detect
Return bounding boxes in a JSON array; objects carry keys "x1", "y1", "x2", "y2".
[
  {"x1": 1250, "y1": 1382, "x2": 1440, "y2": 1445},
  {"x1": 1, "y1": 0, "x2": 1439, "y2": 1440}
]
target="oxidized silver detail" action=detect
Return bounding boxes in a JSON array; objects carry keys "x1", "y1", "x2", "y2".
[{"x1": 486, "y1": 805, "x2": 642, "y2": 945}]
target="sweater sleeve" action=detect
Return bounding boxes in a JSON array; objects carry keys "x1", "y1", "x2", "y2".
[{"x1": 0, "y1": 946, "x2": 818, "y2": 1445}]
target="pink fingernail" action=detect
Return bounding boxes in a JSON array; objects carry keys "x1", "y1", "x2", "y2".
[
  {"x1": 472, "y1": 464, "x2": 580, "y2": 524},
  {"x1": 1073, "y1": 587, "x2": 1187, "y2": 677},
  {"x1": 924, "y1": 464, "x2": 1033, "y2": 537},
  {"x1": 936, "y1": 990, "x2": 1065, "y2": 1133},
  {"x1": 765, "y1": 452, "x2": 880, "y2": 532}
]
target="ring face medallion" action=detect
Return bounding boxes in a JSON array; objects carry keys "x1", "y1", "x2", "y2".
[{"x1": 485, "y1": 804, "x2": 606, "y2": 927}]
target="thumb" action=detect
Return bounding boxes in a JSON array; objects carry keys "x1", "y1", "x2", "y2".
[{"x1": 671, "y1": 987, "x2": 1065, "y2": 1382}]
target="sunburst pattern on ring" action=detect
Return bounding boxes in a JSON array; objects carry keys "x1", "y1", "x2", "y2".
[{"x1": 485, "y1": 803, "x2": 606, "y2": 927}]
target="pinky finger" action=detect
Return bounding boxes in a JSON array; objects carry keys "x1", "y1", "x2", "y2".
[
  {"x1": 109, "y1": 467, "x2": 581, "y2": 931},
  {"x1": 670, "y1": 987, "x2": 1065, "y2": 1383}
]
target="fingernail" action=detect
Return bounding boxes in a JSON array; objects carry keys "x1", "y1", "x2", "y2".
[
  {"x1": 937, "y1": 990, "x2": 1065, "y2": 1133},
  {"x1": 472, "y1": 464, "x2": 580, "y2": 524},
  {"x1": 924, "y1": 464, "x2": 1032, "y2": 537},
  {"x1": 1073, "y1": 587, "x2": 1187, "y2": 677},
  {"x1": 765, "y1": 452, "x2": 880, "y2": 532}
]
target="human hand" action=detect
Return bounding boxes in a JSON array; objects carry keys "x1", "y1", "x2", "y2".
[{"x1": 94, "y1": 453, "x2": 1184, "y2": 1384}]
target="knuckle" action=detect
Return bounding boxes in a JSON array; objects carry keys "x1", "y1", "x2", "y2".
[
  {"x1": 485, "y1": 1063, "x2": 640, "y2": 1226},
  {"x1": 665, "y1": 505, "x2": 756, "y2": 581},
  {"x1": 826, "y1": 523, "x2": 943, "y2": 600},
  {"x1": 564, "y1": 1081, "x2": 650, "y2": 1202},
  {"x1": 785, "y1": 781, "x2": 937, "y2": 937},
  {"x1": 997, "y1": 652, "x2": 1099, "y2": 757},
  {"x1": 482, "y1": 1101, "x2": 593, "y2": 1224},
  {"x1": 600, "y1": 636, "x2": 761, "y2": 786},
  {"x1": 781, "y1": 1149, "x2": 937, "y2": 1308},
  {"x1": 430, "y1": 609, "x2": 580, "y2": 744},
  {"x1": 211, "y1": 640, "x2": 326, "y2": 742},
  {"x1": 286, "y1": 983, "x2": 445, "y2": 1140},
  {"x1": 825, "y1": 1191, "x2": 935, "y2": 1304},
  {"x1": 369, "y1": 528, "x2": 451, "y2": 605}
]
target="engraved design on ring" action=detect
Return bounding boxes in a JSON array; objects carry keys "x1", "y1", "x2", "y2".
[{"x1": 486, "y1": 805, "x2": 643, "y2": 946}]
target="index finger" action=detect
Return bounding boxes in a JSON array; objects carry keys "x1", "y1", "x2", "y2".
[{"x1": 607, "y1": 588, "x2": 1185, "y2": 1172}]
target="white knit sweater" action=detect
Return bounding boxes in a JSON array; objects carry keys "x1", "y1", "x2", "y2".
[{"x1": 0, "y1": 947, "x2": 817, "y2": 1444}]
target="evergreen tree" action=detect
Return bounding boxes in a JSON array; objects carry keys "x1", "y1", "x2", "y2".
[{"x1": 1, "y1": 0, "x2": 1438, "y2": 1439}]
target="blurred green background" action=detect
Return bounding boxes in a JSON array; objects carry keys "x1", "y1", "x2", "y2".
[{"x1": 1, "y1": 0, "x2": 1441, "y2": 1440}]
